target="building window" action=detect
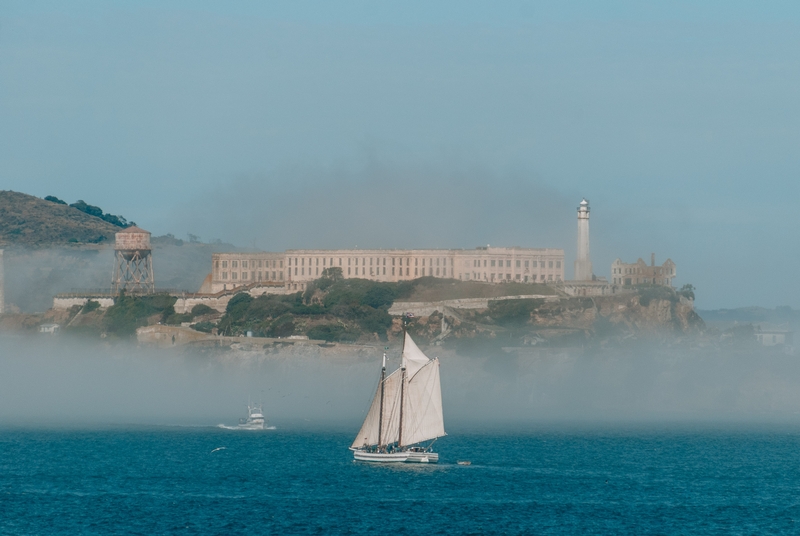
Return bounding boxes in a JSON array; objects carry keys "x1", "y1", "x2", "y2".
[
  {"x1": 406, "y1": 267, "x2": 409, "y2": 276},
  {"x1": 549, "y1": 261, "x2": 553, "y2": 268},
  {"x1": 491, "y1": 260, "x2": 496, "y2": 267},
  {"x1": 242, "y1": 261, "x2": 248, "y2": 269},
  {"x1": 232, "y1": 272, "x2": 238, "y2": 280},
  {"x1": 556, "y1": 261, "x2": 561, "y2": 268},
  {"x1": 516, "y1": 260, "x2": 520, "y2": 268},
  {"x1": 415, "y1": 268, "x2": 418, "y2": 276},
  {"x1": 540, "y1": 261, "x2": 545, "y2": 268},
  {"x1": 362, "y1": 267, "x2": 365, "y2": 275},
  {"x1": 525, "y1": 261, "x2": 529, "y2": 268},
  {"x1": 316, "y1": 267, "x2": 319, "y2": 275},
  {"x1": 516, "y1": 274, "x2": 521, "y2": 280},
  {"x1": 222, "y1": 272, "x2": 228, "y2": 279},
  {"x1": 505, "y1": 260, "x2": 510, "y2": 267},
  {"x1": 232, "y1": 261, "x2": 238, "y2": 268},
  {"x1": 436, "y1": 268, "x2": 440, "y2": 276},
  {"x1": 348, "y1": 268, "x2": 351, "y2": 275},
  {"x1": 222, "y1": 261, "x2": 227, "y2": 268}
]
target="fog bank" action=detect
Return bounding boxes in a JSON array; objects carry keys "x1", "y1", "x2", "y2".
[{"x1": 2, "y1": 336, "x2": 799, "y2": 430}]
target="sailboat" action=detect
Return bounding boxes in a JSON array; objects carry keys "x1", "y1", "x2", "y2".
[{"x1": 350, "y1": 330, "x2": 446, "y2": 463}]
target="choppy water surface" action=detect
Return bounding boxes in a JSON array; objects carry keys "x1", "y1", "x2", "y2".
[{"x1": 3, "y1": 426, "x2": 800, "y2": 534}]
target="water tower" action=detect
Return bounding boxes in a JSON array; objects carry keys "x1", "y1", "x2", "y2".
[{"x1": 112, "y1": 226, "x2": 155, "y2": 294}]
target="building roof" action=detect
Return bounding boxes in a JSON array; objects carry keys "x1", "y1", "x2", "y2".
[{"x1": 116, "y1": 225, "x2": 150, "y2": 234}]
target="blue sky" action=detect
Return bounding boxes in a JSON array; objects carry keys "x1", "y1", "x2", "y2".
[{"x1": 1, "y1": 1, "x2": 799, "y2": 308}]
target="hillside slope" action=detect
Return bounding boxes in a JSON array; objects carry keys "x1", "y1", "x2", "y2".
[{"x1": 0, "y1": 191, "x2": 119, "y2": 246}]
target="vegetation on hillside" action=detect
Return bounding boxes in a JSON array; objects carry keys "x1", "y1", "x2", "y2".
[
  {"x1": 0, "y1": 190, "x2": 120, "y2": 246},
  {"x1": 97, "y1": 292, "x2": 216, "y2": 337},
  {"x1": 214, "y1": 270, "x2": 414, "y2": 341},
  {"x1": 208, "y1": 273, "x2": 559, "y2": 342},
  {"x1": 45, "y1": 196, "x2": 136, "y2": 228},
  {"x1": 42, "y1": 272, "x2": 703, "y2": 348}
]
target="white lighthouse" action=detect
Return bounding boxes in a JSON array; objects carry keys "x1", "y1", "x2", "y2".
[{"x1": 574, "y1": 199, "x2": 593, "y2": 281}]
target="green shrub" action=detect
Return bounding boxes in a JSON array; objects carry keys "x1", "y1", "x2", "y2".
[
  {"x1": 165, "y1": 313, "x2": 193, "y2": 325},
  {"x1": 191, "y1": 321, "x2": 216, "y2": 333},
  {"x1": 225, "y1": 292, "x2": 254, "y2": 319},
  {"x1": 307, "y1": 323, "x2": 362, "y2": 342},
  {"x1": 307, "y1": 324, "x2": 345, "y2": 341},
  {"x1": 267, "y1": 315, "x2": 296, "y2": 337},
  {"x1": 82, "y1": 300, "x2": 101, "y2": 313},
  {"x1": 356, "y1": 306, "x2": 392, "y2": 336},
  {"x1": 103, "y1": 292, "x2": 178, "y2": 337},
  {"x1": 191, "y1": 304, "x2": 215, "y2": 317},
  {"x1": 485, "y1": 299, "x2": 543, "y2": 326}
]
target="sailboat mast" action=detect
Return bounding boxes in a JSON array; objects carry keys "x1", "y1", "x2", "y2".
[
  {"x1": 398, "y1": 365, "x2": 406, "y2": 447},
  {"x1": 377, "y1": 352, "x2": 386, "y2": 449},
  {"x1": 398, "y1": 314, "x2": 409, "y2": 448}
]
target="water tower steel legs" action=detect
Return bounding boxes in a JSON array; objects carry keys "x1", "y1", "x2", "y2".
[{"x1": 112, "y1": 250, "x2": 155, "y2": 294}]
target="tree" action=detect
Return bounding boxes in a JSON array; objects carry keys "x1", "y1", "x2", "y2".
[
  {"x1": 321, "y1": 267, "x2": 343, "y2": 281},
  {"x1": 44, "y1": 195, "x2": 66, "y2": 205},
  {"x1": 225, "y1": 292, "x2": 254, "y2": 319},
  {"x1": 70, "y1": 200, "x2": 103, "y2": 218}
]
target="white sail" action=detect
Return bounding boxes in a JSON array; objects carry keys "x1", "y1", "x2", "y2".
[
  {"x1": 350, "y1": 368, "x2": 402, "y2": 449},
  {"x1": 402, "y1": 332, "x2": 430, "y2": 379},
  {"x1": 400, "y1": 358, "x2": 445, "y2": 446},
  {"x1": 378, "y1": 369, "x2": 403, "y2": 446},
  {"x1": 351, "y1": 374, "x2": 382, "y2": 449}
]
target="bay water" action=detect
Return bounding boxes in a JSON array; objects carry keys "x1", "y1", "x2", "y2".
[{"x1": 3, "y1": 425, "x2": 800, "y2": 534}]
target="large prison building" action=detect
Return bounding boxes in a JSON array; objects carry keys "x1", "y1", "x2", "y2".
[{"x1": 210, "y1": 247, "x2": 565, "y2": 293}]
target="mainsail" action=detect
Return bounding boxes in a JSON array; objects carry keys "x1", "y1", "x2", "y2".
[{"x1": 351, "y1": 332, "x2": 445, "y2": 449}]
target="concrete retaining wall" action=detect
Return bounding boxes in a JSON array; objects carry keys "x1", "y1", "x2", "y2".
[
  {"x1": 53, "y1": 296, "x2": 115, "y2": 310},
  {"x1": 388, "y1": 294, "x2": 559, "y2": 317}
]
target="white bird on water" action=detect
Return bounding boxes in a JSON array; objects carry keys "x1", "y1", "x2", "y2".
[{"x1": 210, "y1": 447, "x2": 227, "y2": 454}]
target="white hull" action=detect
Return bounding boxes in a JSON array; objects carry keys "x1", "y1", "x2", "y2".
[
  {"x1": 352, "y1": 449, "x2": 439, "y2": 463},
  {"x1": 217, "y1": 423, "x2": 276, "y2": 431}
]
